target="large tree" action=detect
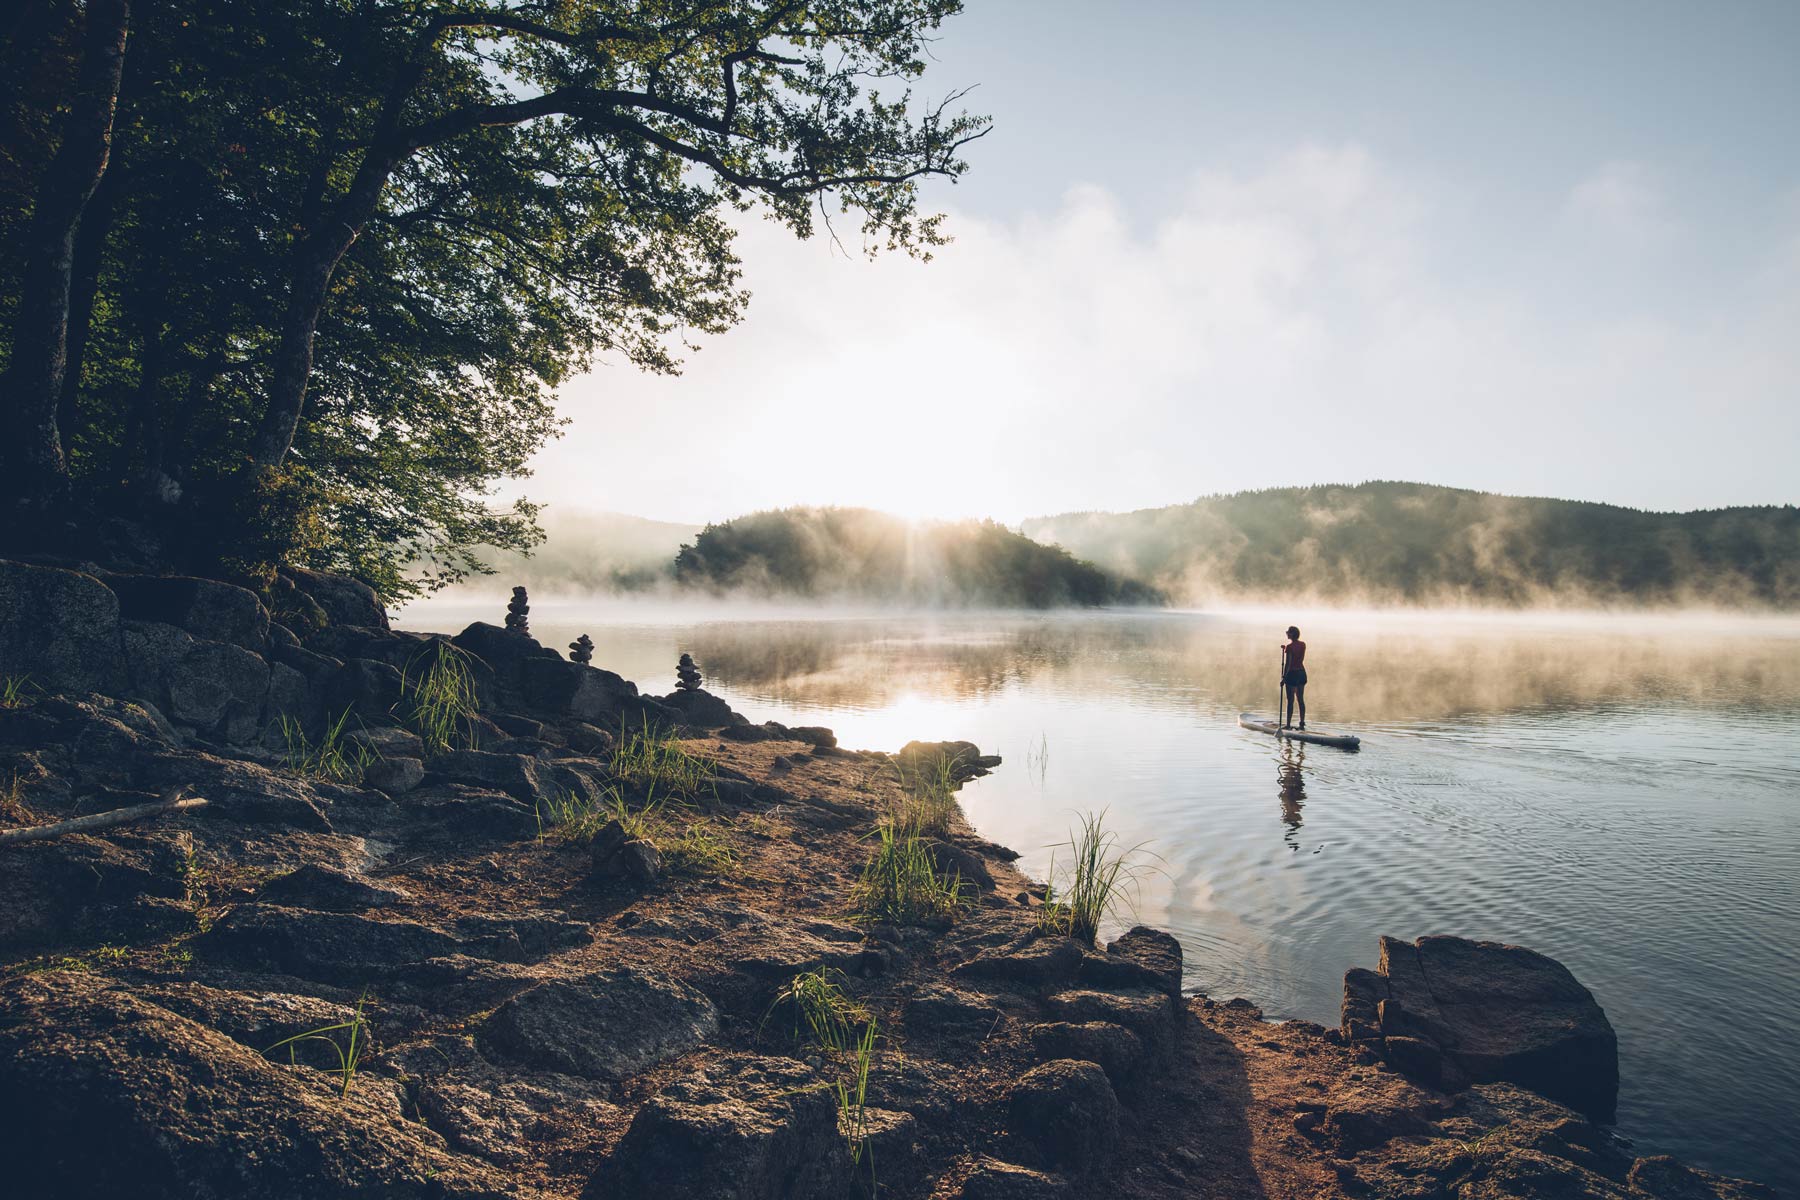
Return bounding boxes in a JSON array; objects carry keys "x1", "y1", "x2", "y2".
[{"x1": 0, "y1": 0, "x2": 986, "y2": 597}]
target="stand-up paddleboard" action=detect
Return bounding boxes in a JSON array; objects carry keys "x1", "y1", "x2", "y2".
[{"x1": 1238, "y1": 713, "x2": 1361, "y2": 750}]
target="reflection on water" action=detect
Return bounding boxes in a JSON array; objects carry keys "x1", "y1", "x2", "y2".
[
  {"x1": 398, "y1": 600, "x2": 1800, "y2": 1187},
  {"x1": 1277, "y1": 742, "x2": 1307, "y2": 849}
]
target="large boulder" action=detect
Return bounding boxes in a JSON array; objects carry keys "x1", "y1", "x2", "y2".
[
  {"x1": 122, "y1": 620, "x2": 269, "y2": 744},
  {"x1": 1342, "y1": 934, "x2": 1619, "y2": 1121},
  {"x1": 0, "y1": 560, "x2": 125, "y2": 694},
  {"x1": 475, "y1": 967, "x2": 717, "y2": 1080},
  {"x1": 592, "y1": 1054, "x2": 849, "y2": 1200},
  {"x1": 0, "y1": 973, "x2": 508, "y2": 1199},
  {"x1": 658, "y1": 687, "x2": 746, "y2": 729},
  {"x1": 1007, "y1": 1059, "x2": 1120, "y2": 1170},
  {"x1": 105, "y1": 573, "x2": 269, "y2": 653},
  {"x1": 0, "y1": 827, "x2": 196, "y2": 955},
  {"x1": 280, "y1": 566, "x2": 389, "y2": 630}
]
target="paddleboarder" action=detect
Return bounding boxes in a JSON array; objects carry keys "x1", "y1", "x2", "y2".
[{"x1": 1281, "y1": 625, "x2": 1307, "y2": 729}]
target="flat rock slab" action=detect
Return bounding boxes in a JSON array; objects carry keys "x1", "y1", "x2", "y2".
[
  {"x1": 1344, "y1": 934, "x2": 1620, "y2": 1122},
  {"x1": 476, "y1": 967, "x2": 718, "y2": 1081},
  {"x1": 592, "y1": 1053, "x2": 849, "y2": 1200},
  {"x1": 0, "y1": 973, "x2": 506, "y2": 1200}
]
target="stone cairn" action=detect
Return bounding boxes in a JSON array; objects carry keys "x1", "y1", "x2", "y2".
[
  {"x1": 504, "y1": 586, "x2": 530, "y2": 636},
  {"x1": 676, "y1": 653, "x2": 702, "y2": 692},
  {"x1": 569, "y1": 634, "x2": 594, "y2": 665}
]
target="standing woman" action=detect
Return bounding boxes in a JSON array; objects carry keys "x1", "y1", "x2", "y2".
[{"x1": 1282, "y1": 625, "x2": 1307, "y2": 729}]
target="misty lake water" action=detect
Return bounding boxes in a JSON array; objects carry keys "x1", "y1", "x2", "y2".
[{"x1": 400, "y1": 600, "x2": 1800, "y2": 1188}]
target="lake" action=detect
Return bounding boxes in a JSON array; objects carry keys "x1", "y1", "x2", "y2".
[{"x1": 399, "y1": 599, "x2": 1800, "y2": 1188}]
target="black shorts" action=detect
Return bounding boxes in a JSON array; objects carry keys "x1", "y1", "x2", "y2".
[{"x1": 1283, "y1": 668, "x2": 1307, "y2": 688}]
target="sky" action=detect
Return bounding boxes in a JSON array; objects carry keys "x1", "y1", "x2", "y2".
[{"x1": 520, "y1": 0, "x2": 1800, "y2": 525}]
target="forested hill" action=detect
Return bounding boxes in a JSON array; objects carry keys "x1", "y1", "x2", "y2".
[
  {"x1": 673, "y1": 508, "x2": 1161, "y2": 607},
  {"x1": 1021, "y1": 482, "x2": 1800, "y2": 608}
]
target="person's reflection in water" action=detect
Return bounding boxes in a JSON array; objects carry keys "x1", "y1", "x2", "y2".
[{"x1": 1278, "y1": 741, "x2": 1307, "y2": 850}]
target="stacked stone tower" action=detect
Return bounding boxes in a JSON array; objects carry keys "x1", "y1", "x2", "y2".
[
  {"x1": 569, "y1": 634, "x2": 594, "y2": 665},
  {"x1": 676, "y1": 653, "x2": 702, "y2": 692},
  {"x1": 504, "y1": 586, "x2": 530, "y2": 636}
]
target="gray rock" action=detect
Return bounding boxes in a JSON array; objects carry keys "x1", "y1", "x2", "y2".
[
  {"x1": 0, "y1": 973, "x2": 504, "y2": 1199},
  {"x1": 1078, "y1": 926, "x2": 1184, "y2": 999},
  {"x1": 257, "y1": 864, "x2": 407, "y2": 912},
  {"x1": 426, "y1": 749, "x2": 545, "y2": 805},
  {"x1": 0, "y1": 560, "x2": 125, "y2": 695},
  {"x1": 1041, "y1": 987, "x2": 1178, "y2": 1049},
  {"x1": 955, "y1": 1158, "x2": 1071, "y2": 1200},
  {"x1": 477, "y1": 967, "x2": 717, "y2": 1081},
  {"x1": 593, "y1": 1053, "x2": 849, "y2": 1200},
  {"x1": 615, "y1": 839, "x2": 662, "y2": 890},
  {"x1": 658, "y1": 686, "x2": 745, "y2": 728},
  {"x1": 362, "y1": 756, "x2": 424, "y2": 794},
  {"x1": 123, "y1": 620, "x2": 270, "y2": 744},
  {"x1": 952, "y1": 934, "x2": 1084, "y2": 990},
  {"x1": 106, "y1": 573, "x2": 269, "y2": 652},
  {"x1": 1007, "y1": 1059, "x2": 1120, "y2": 1170},
  {"x1": 322, "y1": 658, "x2": 403, "y2": 724},
  {"x1": 205, "y1": 904, "x2": 462, "y2": 983},
  {"x1": 281, "y1": 566, "x2": 389, "y2": 630},
  {"x1": 905, "y1": 984, "x2": 1002, "y2": 1036},
  {"x1": 1026, "y1": 1021, "x2": 1144, "y2": 1088},
  {"x1": 0, "y1": 827, "x2": 194, "y2": 954},
  {"x1": 1347, "y1": 935, "x2": 1620, "y2": 1121}
]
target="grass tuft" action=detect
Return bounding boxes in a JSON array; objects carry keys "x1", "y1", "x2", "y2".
[
  {"x1": 1, "y1": 675, "x2": 35, "y2": 709},
  {"x1": 662, "y1": 819, "x2": 736, "y2": 877},
  {"x1": 280, "y1": 707, "x2": 374, "y2": 782},
  {"x1": 766, "y1": 970, "x2": 879, "y2": 1184},
  {"x1": 266, "y1": 991, "x2": 374, "y2": 1099},
  {"x1": 610, "y1": 716, "x2": 716, "y2": 800},
  {"x1": 1036, "y1": 810, "x2": 1155, "y2": 945},
  {"x1": 850, "y1": 824, "x2": 968, "y2": 926},
  {"x1": 890, "y1": 753, "x2": 960, "y2": 838},
  {"x1": 400, "y1": 641, "x2": 480, "y2": 754}
]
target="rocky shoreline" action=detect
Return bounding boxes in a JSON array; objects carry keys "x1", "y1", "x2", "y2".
[{"x1": 0, "y1": 559, "x2": 1778, "y2": 1199}]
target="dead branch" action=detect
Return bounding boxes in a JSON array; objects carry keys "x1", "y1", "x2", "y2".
[{"x1": 0, "y1": 788, "x2": 208, "y2": 846}]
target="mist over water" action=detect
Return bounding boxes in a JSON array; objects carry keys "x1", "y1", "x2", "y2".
[{"x1": 401, "y1": 598, "x2": 1800, "y2": 1187}]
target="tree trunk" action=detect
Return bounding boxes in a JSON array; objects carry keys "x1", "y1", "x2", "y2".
[
  {"x1": 249, "y1": 145, "x2": 406, "y2": 471},
  {"x1": 58, "y1": 163, "x2": 122, "y2": 455},
  {"x1": 2, "y1": 0, "x2": 129, "y2": 509}
]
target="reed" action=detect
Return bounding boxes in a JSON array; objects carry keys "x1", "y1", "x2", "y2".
[
  {"x1": 611, "y1": 716, "x2": 716, "y2": 800},
  {"x1": 850, "y1": 824, "x2": 967, "y2": 926},
  {"x1": 400, "y1": 641, "x2": 480, "y2": 753},
  {"x1": 279, "y1": 707, "x2": 373, "y2": 782},
  {"x1": 1038, "y1": 810, "x2": 1153, "y2": 945}
]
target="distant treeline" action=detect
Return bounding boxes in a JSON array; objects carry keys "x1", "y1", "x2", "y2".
[
  {"x1": 1022, "y1": 482, "x2": 1800, "y2": 608},
  {"x1": 672, "y1": 507, "x2": 1160, "y2": 608}
]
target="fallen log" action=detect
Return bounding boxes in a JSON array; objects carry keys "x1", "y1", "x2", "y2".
[{"x1": 0, "y1": 788, "x2": 208, "y2": 846}]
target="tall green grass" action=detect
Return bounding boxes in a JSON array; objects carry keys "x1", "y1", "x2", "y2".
[
  {"x1": 1036, "y1": 810, "x2": 1154, "y2": 945},
  {"x1": 611, "y1": 716, "x2": 716, "y2": 800},
  {"x1": 537, "y1": 782, "x2": 664, "y2": 844},
  {"x1": 279, "y1": 707, "x2": 373, "y2": 782},
  {"x1": 851, "y1": 824, "x2": 967, "y2": 925},
  {"x1": 767, "y1": 970, "x2": 879, "y2": 1185},
  {"x1": 891, "y1": 753, "x2": 959, "y2": 838},
  {"x1": 400, "y1": 641, "x2": 479, "y2": 753}
]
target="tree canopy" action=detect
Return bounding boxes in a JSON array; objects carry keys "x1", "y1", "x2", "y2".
[
  {"x1": 0, "y1": 0, "x2": 986, "y2": 599},
  {"x1": 673, "y1": 507, "x2": 1163, "y2": 607}
]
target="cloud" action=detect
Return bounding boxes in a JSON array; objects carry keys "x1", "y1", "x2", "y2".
[
  {"x1": 1560, "y1": 161, "x2": 1677, "y2": 250},
  {"x1": 517, "y1": 145, "x2": 1798, "y2": 525}
]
